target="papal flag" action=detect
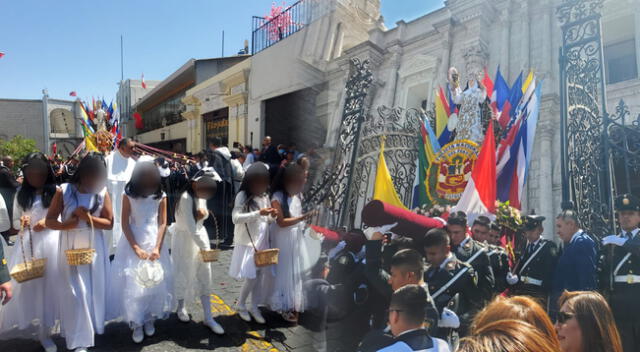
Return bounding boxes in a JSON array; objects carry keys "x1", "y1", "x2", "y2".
[{"x1": 374, "y1": 138, "x2": 407, "y2": 210}]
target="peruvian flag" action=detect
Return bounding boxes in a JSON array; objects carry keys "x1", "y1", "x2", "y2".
[
  {"x1": 451, "y1": 120, "x2": 496, "y2": 221},
  {"x1": 0, "y1": 52, "x2": 4, "y2": 59},
  {"x1": 69, "y1": 91, "x2": 77, "y2": 97},
  {"x1": 141, "y1": 73, "x2": 147, "y2": 89}
]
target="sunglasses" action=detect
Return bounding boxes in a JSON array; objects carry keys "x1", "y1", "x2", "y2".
[{"x1": 556, "y1": 311, "x2": 575, "y2": 324}]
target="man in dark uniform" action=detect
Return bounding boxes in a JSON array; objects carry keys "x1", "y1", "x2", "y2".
[
  {"x1": 507, "y1": 215, "x2": 558, "y2": 308},
  {"x1": 363, "y1": 231, "x2": 439, "y2": 330},
  {"x1": 599, "y1": 194, "x2": 640, "y2": 352},
  {"x1": 447, "y1": 211, "x2": 494, "y2": 303},
  {"x1": 422, "y1": 228, "x2": 479, "y2": 339},
  {"x1": 359, "y1": 285, "x2": 447, "y2": 352},
  {"x1": 471, "y1": 216, "x2": 510, "y2": 293}
]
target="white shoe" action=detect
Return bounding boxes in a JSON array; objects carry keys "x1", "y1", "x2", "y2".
[
  {"x1": 144, "y1": 321, "x2": 155, "y2": 337},
  {"x1": 74, "y1": 348, "x2": 88, "y2": 352},
  {"x1": 237, "y1": 306, "x2": 251, "y2": 322},
  {"x1": 40, "y1": 337, "x2": 57, "y2": 352},
  {"x1": 177, "y1": 307, "x2": 190, "y2": 322},
  {"x1": 249, "y1": 308, "x2": 266, "y2": 324},
  {"x1": 204, "y1": 318, "x2": 225, "y2": 335},
  {"x1": 132, "y1": 326, "x2": 144, "y2": 343}
]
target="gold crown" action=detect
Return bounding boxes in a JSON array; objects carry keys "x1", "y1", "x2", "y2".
[{"x1": 623, "y1": 198, "x2": 630, "y2": 205}]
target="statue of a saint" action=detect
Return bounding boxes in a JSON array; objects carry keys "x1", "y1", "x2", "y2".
[{"x1": 449, "y1": 69, "x2": 486, "y2": 145}]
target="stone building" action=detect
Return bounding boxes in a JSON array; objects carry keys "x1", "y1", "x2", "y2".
[
  {"x1": 0, "y1": 94, "x2": 85, "y2": 156},
  {"x1": 246, "y1": 0, "x2": 640, "y2": 239}
]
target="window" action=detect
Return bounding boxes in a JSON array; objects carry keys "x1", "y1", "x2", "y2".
[{"x1": 605, "y1": 39, "x2": 638, "y2": 84}]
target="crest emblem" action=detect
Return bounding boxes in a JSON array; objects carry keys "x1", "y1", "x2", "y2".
[{"x1": 427, "y1": 140, "x2": 480, "y2": 205}]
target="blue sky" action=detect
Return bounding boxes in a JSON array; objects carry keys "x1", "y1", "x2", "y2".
[{"x1": 0, "y1": 0, "x2": 443, "y2": 102}]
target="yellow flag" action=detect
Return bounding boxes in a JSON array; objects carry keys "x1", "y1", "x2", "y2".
[
  {"x1": 522, "y1": 70, "x2": 534, "y2": 93},
  {"x1": 85, "y1": 136, "x2": 98, "y2": 152},
  {"x1": 373, "y1": 138, "x2": 408, "y2": 209},
  {"x1": 434, "y1": 90, "x2": 448, "y2": 139}
]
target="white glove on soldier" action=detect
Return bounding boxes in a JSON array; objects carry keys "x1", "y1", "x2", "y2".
[
  {"x1": 602, "y1": 235, "x2": 628, "y2": 247},
  {"x1": 506, "y1": 272, "x2": 519, "y2": 285},
  {"x1": 363, "y1": 222, "x2": 398, "y2": 240},
  {"x1": 438, "y1": 308, "x2": 460, "y2": 329}
]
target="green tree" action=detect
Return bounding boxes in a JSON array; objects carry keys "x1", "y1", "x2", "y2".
[{"x1": 0, "y1": 135, "x2": 39, "y2": 170}]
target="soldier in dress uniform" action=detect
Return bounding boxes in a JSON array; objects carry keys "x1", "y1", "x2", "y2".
[
  {"x1": 506, "y1": 215, "x2": 558, "y2": 308},
  {"x1": 599, "y1": 194, "x2": 640, "y2": 352},
  {"x1": 446, "y1": 211, "x2": 495, "y2": 303},
  {"x1": 471, "y1": 216, "x2": 510, "y2": 293},
  {"x1": 422, "y1": 228, "x2": 480, "y2": 340}
]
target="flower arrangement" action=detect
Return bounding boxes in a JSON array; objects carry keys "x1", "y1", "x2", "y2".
[{"x1": 495, "y1": 201, "x2": 522, "y2": 232}]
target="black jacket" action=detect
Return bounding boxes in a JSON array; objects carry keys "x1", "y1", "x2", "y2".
[
  {"x1": 512, "y1": 239, "x2": 558, "y2": 299},
  {"x1": 452, "y1": 237, "x2": 495, "y2": 303},
  {"x1": 599, "y1": 231, "x2": 640, "y2": 321}
]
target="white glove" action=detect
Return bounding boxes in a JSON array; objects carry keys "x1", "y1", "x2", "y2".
[
  {"x1": 506, "y1": 272, "x2": 519, "y2": 285},
  {"x1": 438, "y1": 308, "x2": 460, "y2": 329},
  {"x1": 602, "y1": 235, "x2": 628, "y2": 247},
  {"x1": 363, "y1": 222, "x2": 398, "y2": 240}
]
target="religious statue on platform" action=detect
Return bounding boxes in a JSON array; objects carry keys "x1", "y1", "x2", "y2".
[{"x1": 449, "y1": 67, "x2": 486, "y2": 145}]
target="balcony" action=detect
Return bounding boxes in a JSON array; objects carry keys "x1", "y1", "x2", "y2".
[{"x1": 251, "y1": 0, "x2": 329, "y2": 54}]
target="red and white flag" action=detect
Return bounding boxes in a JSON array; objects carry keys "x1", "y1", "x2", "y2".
[
  {"x1": 141, "y1": 73, "x2": 147, "y2": 89},
  {"x1": 451, "y1": 120, "x2": 496, "y2": 221},
  {"x1": 69, "y1": 91, "x2": 77, "y2": 97},
  {"x1": 0, "y1": 52, "x2": 4, "y2": 59}
]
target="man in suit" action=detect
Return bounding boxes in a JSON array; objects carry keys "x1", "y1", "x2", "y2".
[
  {"x1": 359, "y1": 285, "x2": 449, "y2": 352},
  {"x1": 446, "y1": 211, "x2": 495, "y2": 304},
  {"x1": 599, "y1": 194, "x2": 640, "y2": 352},
  {"x1": 0, "y1": 193, "x2": 12, "y2": 305},
  {"x1": 423, "y1": 228, "x2": 479, "y2": 339},
  {"x1": 552, "y1": 209, "x2": 597, "y2": 312},
  {"x1": 507, "y1": 215, "x2": 558, "y2": 308},
  {"x1": 258, "y1": 136, "x2": 282, "y2": 174},
  {"x1": 471, "y1": 216, "x2": 510, "y2": 293}
]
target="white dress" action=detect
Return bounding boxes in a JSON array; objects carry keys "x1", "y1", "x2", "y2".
[
  {"x1": 270, "y1": 191, "x2": 305, "y2": 312},
  {"x1": 228, "y1": 193, "x2": 272, "y2": 280},
  {"x1": 57, "y1": 183, "x2": 110, "y2": 350},
  {"x1": 0, "y1": 193, "x2": 60, "y2": 337},
  {"x1": 107, "y1": 193, "x2": 173, "y2": 326},
  {"x1": 104, "y1": 150, "x2": 136, "y2": 252},
  {"x1": 170, "y1": 191, "x2": 215, "y2": 304}
]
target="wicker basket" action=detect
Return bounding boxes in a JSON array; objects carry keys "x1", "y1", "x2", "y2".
[
  {"x1": 65, "y1": 212, "x2": 96, "y2": 266},
  {"x1": 10, "y1": 258, "x2": 47, "y2": 283},
  {"x1": 10, "y1": 227, "x2": 47, "y2": 283},
  {"x1": 254, "y1": 248, "x2": 279, "y2": 267},
  {"x1": 200, "y1": 249, "x2": 220, "y2": 262},
  {"x1": 200, "y1": 210, "x2": 221, "y2": 263}
]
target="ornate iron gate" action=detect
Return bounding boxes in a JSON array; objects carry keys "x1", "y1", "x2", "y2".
[
  {"x1": 306, "y1": 58, "x2": 421, "y2": 229},
  {"x1": 345, "y1": 106, "x2": 422, "y2": 228},
  {"x1": 558, "y1": 0, "x2": 640, "y2": 236}
]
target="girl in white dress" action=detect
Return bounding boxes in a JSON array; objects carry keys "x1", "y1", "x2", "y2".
[
  {"x1": 107, "y1": 161, "x2": 173, "y2": 343},
  {"x1": 45, "y1": 152, "x2": 114, "y2": 352},
  {"x1": 171, "y1": 169, "x2": 224, "y2": 334},
  {"x1": 229, "y1": 162, "x2": 277, "y2": 324},
  {"x1": 0, "y1": 153, "x2": 60, "y2": 352},
  {"x1": 270, "y1": 164, "x2": 311, "y2": 323}
]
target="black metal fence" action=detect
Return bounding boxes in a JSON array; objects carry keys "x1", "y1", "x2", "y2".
[{"x1": 251, "y1": 0, "x2": 323, "y2": 54}]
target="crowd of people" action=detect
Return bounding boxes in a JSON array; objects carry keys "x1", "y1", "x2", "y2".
[{"x1": 0, "y1": 135, "x2": 637, "y2": 352}]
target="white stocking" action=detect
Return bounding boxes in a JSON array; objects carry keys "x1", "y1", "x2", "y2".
[{"x1": 201, "y1": 295, "x2": 213, "y2": 322}]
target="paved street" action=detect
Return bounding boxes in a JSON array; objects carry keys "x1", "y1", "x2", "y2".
[{"x1": 0, "y1": 249, "x2": 326, "y2": 352}]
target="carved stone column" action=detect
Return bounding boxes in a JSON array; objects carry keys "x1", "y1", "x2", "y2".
[
  {"x1": 462, "y1": 41, "x2": 489, "y2": 80},
  {"x1": 537, "y1": 120, "x2": 555, "y2": 240}
]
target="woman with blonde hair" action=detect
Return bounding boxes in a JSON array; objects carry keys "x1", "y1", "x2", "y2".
[
  {"x1": 458, "y1": 319, "x2": 560, "y2": 352},
  {"x1": 471, "y1": 295, "x2": 560, "y2": 350},
  {"x1": 555, "y1": 291, "x2": 622, "y2": 352}
]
